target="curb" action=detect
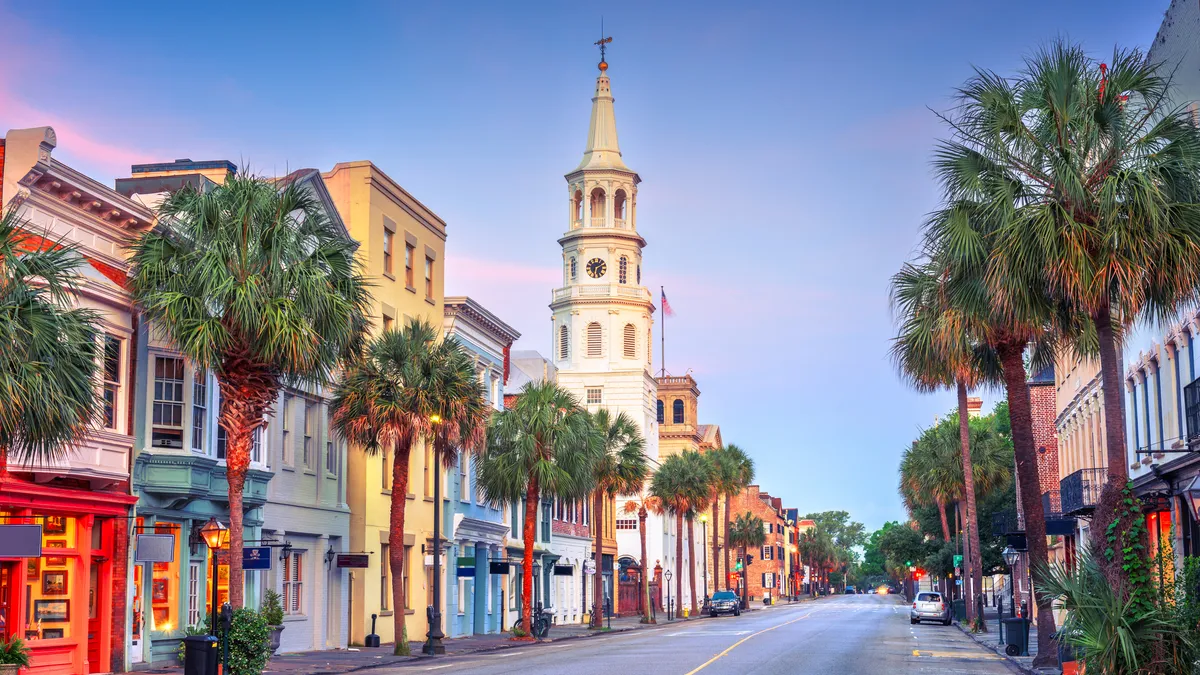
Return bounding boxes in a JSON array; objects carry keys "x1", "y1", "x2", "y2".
[{"x1": 954, "y1": 621, "x2": 1057, "y2": 675}]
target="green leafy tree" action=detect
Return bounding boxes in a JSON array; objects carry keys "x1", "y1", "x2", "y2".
[
  {"x1": 587, "y1": 409, "x2": 649, "y2": 627},
  {"x1": 0, "y1": 208, "x2": 103, "y2": 477},
  {"x1": 129, "y1": 173, "x2": 370, "y2": 607},
  {"x1": 476, "y1": 381, "x2": 599, "y2": 631}
]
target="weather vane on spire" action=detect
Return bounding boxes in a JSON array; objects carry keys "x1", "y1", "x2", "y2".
[{"x1": 595, "y1": 19, "x2": 612, "y2": 72}]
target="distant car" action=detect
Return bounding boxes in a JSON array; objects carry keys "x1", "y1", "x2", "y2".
[
  {"x1": 844, "y1": 585, "x2": 856, "y2": 594},
  {"x1": 709, "y1": 590, "x2": 741, "y2": 617},
  {"x1": 867, "y1": 587, "x2": 877, "y2": 594},
  {"x1": 910, "y1": 591, "x2": 952, "y2": 626}
]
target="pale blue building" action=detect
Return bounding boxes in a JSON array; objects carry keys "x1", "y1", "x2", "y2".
[{"x1": 442, "y1": 297, "x2": 520, "y2": 636}]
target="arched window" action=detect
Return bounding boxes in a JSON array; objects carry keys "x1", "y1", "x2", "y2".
[
  {"x1": 623, "y1": 323, "x2": 636, "y2": 358},
  {"x1": 572, "y1": 189, "x2": 583, "y2": 225},
  {"x1": 589, "y1": 187, "x2": 606, "y2": 226},
  {"x1": 587, "y1": 322, "x2": 602, "y2": 357},
  {"x1": 656, "y1": 400, "x2": 664, "y2": 424},
  {"x1": 559, "y1": 325, "x2": 569, "y2": 360},
  {"x1": 570, "y1": 257, "x2": 577, "y2": 281},
  {"x1": 672, "y1": 399, "x2": 685, "y2": 424},
  {"x1": 614, "y1": 189, "x2": 627, "y2": 225},
  {"x1": 619, "y1": 256, "x2": 628, "y2": 284},
  {"x1": 637, "y1": 265, "x2": 641, "y2": 285}
]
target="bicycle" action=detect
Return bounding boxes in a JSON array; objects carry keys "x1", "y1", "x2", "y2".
[{"x1": 512, "y1": 601, "x2": 551, "y2": 638}]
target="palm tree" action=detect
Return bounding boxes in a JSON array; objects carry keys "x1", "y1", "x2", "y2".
[
  {"x1": 621, "y1": 495, "x2": 663, "y2": 623},
  {"x1": 129, "y1": 173, "x2": 370, "y2": 608},
  {"x1": 476, "y1": 381, "x2": 599, "y2": 632},
  {"x1": 728, "y1": 512, "x2": 766, "y2": 606},
  {"x1": 587, "y1": 409, "x2": 649, "y2": 627},
  {"x1": 681, "y1": 451, "x2": 714, "y2": 614},
  {"x1": 708, "y1": 445, "x2": 753, "y2": 591},
  {"x1": 650, "y1": 451, "x2": 711, "y2": 616},
  {"x1": 938, "y1": 41, "x2": 1200, "y2": 589},
  {"x1": 332, "y1": 319, "x2": 485, "y2": 654},
  {"x1": 0, "y1": 208, "x2": 102, "y2": 477}
]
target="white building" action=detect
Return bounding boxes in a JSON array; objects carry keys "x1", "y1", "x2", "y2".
[{"x1": 1150, "y1": 0, "x2": 1200, "y2": 116}]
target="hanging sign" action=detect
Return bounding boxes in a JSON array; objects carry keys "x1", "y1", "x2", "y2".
[
  {"x1": 554, "y1": 565, "x2": 574, "y2": 576},
  {"x1": 489, "y1": 561, "x2": 510, "y2": 575},
  {"x1": 134, "y1": 534, "x2": 175, "y2": 563},
  {"x1": 337, "y1": 554, "x2": 370, "y2": 569},
  {"x1": 457, "y1": 566, "x2": 476, "y2": 578},
  {"x1": 243, "y1": 547, "x2": 272, "y2": 570},
  {"x1": 0, "y1": 525, "x2": 42, "y2": 558}
]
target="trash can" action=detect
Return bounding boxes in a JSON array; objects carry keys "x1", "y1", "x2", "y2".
[
  {"x1": 952, "y1": 599, "x2": 966, "y2": 622},
  {"x1": 1001, "y1": 617, "x2": 1030, "y2": 656},
  {"x1": 183, "y1": 635, "x2": 218, "y2": 675}
]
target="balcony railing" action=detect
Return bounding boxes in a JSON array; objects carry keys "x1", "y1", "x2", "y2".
[
  {"x1": 1060, "y1": 468, "x2": 1105, "y2": 516},
  {"x1": 552, "y1": 284, "x2": 652, "y2": 304},
  {"x1": 1042, "y1": 489, "x2": 1063, "y2": 519},
  {"x1": 992, "y1": 509, "x2": 1024, "y2": 536},
  {"x1": 1186, "y1": 378, "x2": 1200, "y2": 447}
]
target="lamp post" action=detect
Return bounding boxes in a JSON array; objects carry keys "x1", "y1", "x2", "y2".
[
  {"x1": 200, "y1": 518, "x2": 229, "y2": 667},
  {"x1": 698, "y1": 514, "x2": 709, "y2": 605},
  {"x1": 424, "y1": 414, "x2": 446, "y2": 655},
  {"x1": 1002, "y1": 545, "x2": 1019, "y2": 620},
  {"x1": 664, "y1": 569, "x2": 673, "y2": 621}
]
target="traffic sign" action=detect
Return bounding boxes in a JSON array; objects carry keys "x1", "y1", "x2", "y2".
[{"x1": 953, "y1": 554, "x2": 963, "y2": 568}]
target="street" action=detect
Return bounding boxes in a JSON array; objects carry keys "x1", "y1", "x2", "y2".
[{"x1": 372, "y1": 596, "x2": 1018, "y2": 675}]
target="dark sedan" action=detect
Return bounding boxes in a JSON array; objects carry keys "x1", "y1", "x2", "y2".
[{"x1": 709, "y1": 590, "x2": 741, "y2": 617}]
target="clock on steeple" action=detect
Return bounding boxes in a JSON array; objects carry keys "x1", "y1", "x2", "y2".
[{"x1": 586, "y1": 258, "x2": 607, "y2": 278}]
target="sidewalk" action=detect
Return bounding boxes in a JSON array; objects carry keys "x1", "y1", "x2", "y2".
[
  {"x1": 957, "y1": 604, "x2": 1057, "y2": 675},
  {"x1": 142, "y1": 598, "x2": 805, "y2": 674}
]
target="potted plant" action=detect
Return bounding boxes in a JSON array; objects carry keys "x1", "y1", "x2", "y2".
[
  {"x1": 0, "y1": 635, "x2": 30, "y2": 675},
  {"x1": 262, "y1": 589, "x2": 285, "y2": 655}
]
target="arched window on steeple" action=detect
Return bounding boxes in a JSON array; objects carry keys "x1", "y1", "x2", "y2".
[
  {"x1": 656, "y1": 400, "x2": 664, "y2": 424},
  {"x1": 614, "y1": 190, "x2": 628, "y2": 227},
  {"x1": 587, "y1": 322, "x2": 602, "y2": 357},
  {"x1": 623, "y1": 323, "x2": 636, "y2": 358},
  {"x1": 672, "y1": 399, "x2": 684, "y2": 424},
  {"x1": 559, "y1": 325, "x2": 569, "y2": 360},
  {"x1": 619, "y1": 256, "x2": 628, "y2": 284},
  {"x1": 637, "y1": 265, "x2": 641, "y2": 285},
  {"x1": 570, "y1": 257, "x2": 577, "y2": 282},
  {"x1": 589, "y1": 188, "x2": 607, "y2": 227},
  {"x1": 572, "y1": 190, "x2": 583, "y2": 228}
]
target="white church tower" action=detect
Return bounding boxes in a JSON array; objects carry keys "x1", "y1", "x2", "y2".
[{"x1": 550, "y1": 48, "x2": 664, "y2": 597}]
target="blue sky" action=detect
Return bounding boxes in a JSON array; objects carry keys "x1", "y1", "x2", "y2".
[{"x1": 0, "y1": 1, "x2": 1170, "y2": 532}]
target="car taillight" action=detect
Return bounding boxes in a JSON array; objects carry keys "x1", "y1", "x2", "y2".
[{"x1": 940, "y1": 603, "x2": 946, "y2": 611}]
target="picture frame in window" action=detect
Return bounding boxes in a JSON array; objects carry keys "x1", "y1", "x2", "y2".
[
  {"x1": 33, "y1": 599, "x2": 69, "y2": 622},
  {"x1": 41, "y1": 628, "x2": 64, "y2": 640},
  {"x1": 42, "y1": 571, "x2": 68, "y2": 596},
  {"x1": 152, "y1": 606, "x2": 169, "y2": 627},
  {"x1": 43, "y1": 515, "x2": 67, "y2": 535},
  {"x1": 44, "y1": 540, "x2": 67, "y2": 567},
  {"x1": 153, "y1": 562, "x2": 168, "y2": 573},
  {"x1": 26, "y1": 557, "x2": 39, "y2": 582},
  {"x1": 151, "y1": 578, "x2": 168, "y2": 603}
]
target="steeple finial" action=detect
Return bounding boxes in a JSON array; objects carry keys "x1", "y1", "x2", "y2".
[{"x1": 595, "y1": 20, "x2": 612, "y2": 72}]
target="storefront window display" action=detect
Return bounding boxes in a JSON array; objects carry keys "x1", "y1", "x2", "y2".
[
  {"x1": 27, "y1": 515, "x2": 78, "y2": 641},
  {"x1": 205, "y1": 548, "x2": 230, "y2": 618},
  {"x1": 149, "y1": 523, "x2": 180, "y2": 633}
]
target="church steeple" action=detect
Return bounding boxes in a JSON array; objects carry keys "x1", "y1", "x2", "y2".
[{"x1": 576, "y1": 51, "x2": 631, "y2": 172}]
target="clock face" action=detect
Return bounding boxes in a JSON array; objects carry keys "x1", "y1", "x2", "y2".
[{"x1": 586, "y1": 258, "x2": 607, "y2": 279}]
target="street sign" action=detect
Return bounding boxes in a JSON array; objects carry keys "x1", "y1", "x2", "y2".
[
  {"x1": 134, "y1": 534, "x2": 175, "y2": 563},
  {"x1": 336, "y1": 554, "x2": 370, "y2": 568},
  {"x1": 243, "y1": 547, "x2": 272, "y2": 570},
  {"x1": 584, "y1": 559, "x2": 596, "y2": 575},
  {"x1": 0, "y1": 525, "x2": 42, "y2": 558},
  {"x1": 953, "y1": 554, "x2": 963, "y2": 568},
  {"x1": 489, "y1": 561, "x2": 510, "y2": 575}
]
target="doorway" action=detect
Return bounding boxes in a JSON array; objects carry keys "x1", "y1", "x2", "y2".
[{"x1": 0, "y1": 562, "x2": 15, "y2": 640}]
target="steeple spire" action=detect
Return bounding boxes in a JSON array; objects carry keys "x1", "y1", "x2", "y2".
[{"x1": 576, "y1": 36, "x2": 631, "y2": 173}]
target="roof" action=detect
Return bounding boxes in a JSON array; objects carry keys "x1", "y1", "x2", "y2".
[
  {"x1": 570, "y1": 67, "x2": 636, "y2": 176},
  {"x1": 444, "y1": 296, "x2": 521, "y2": 344},
  {"x1": 131, "y1": 158, "x2": 237, "y2": 175}
]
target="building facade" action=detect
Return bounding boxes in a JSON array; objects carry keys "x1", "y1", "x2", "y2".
[
  {"x1": 0, "y1": 127, "x2": 145, "y2": 675},
  {"x1": 727, "y1": 486, "x2": 786, "y2": 604},
  {"x1": 442, "y1": 297, "x2": 519, "y2": 637}
]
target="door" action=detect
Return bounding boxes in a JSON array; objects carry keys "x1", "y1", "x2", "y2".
[
  {"x1": 0, "y1": 562, "x2": 15, "y2": 640},
  {"x1": 88, "y1": 556, "x2": 109, "y2": 673}
]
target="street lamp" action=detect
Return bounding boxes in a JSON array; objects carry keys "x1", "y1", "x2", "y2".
[
  {"x1": 664, "y1": 568, "x2": 673, "y2": 621},
  {"x1": 424, "y1": 414, "x2": 446, "y2": 655},
  {"x1": 698, "y1": 513, "x2": 709, "y2": 605},
  {"x1": 199, "y1": 518, "x2": 229, "y2": 663},
  {"x1": 1002, "y1": 545, "x2": 1019, "y2": 619}
]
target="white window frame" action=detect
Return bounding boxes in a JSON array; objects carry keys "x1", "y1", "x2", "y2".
[
  {"x1": 283, "y1": 551, "x2": 305, "y2": 616},
  {"x1": 191, "y1": 369, "x2": 207, "y2": 453},
  {"x1": 101, "y1": 333, "x2": 123, "y2": 431},
  {"x1": 460, "y1": 451, "x2": 470, "y2": 503},
  {"x1": 151, "y1": 355, "x2": 186, "y2": 450},
  {"x1": 187, "y1": 562, "x2": 200, "y2": 627},
  {"x1": 586, "y1": 388, "x2": 602, "y2": 405}
]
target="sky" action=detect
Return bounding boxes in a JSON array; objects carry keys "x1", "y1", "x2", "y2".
[{"x1": 0, "y1": 1, "x2": 1173, "y2": 533}]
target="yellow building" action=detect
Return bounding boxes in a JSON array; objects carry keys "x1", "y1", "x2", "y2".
[{"x1": 322, "y1": 161, "x2": 447, "y2": 646}]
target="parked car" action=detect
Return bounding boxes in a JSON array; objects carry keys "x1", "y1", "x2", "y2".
[
  {"x1": 709, "y1": 590, "x2": 741, "y2": 617},
  {"x1": 844, "y1": 585, "x2": 856, "y2": 594},
  {"x1": 910, "y1": 591, "x2": 952, "y2": 626}
]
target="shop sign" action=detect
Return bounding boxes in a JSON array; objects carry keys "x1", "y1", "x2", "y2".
[
  {"x1": 457, "y1": 566, "x2": 476, "y2": 577},
  {"x1": 336, "y1": 554, "x2": 370, "y2": 568},
  {"x1": 0, "y1": 525, "x2": 42, "y2": 558},
  {"x1": 134, "y1": 534, "x2": 176, "y2": 563},
  {"x1": 489, "y1": 561, "x2": 510, "y2": 575},
  {"x1": 243, "y1": 547, "x2": 272, "y2": 570},
  {"x1": 553, "y1": 564, "x2": 574, "y2": 576}
]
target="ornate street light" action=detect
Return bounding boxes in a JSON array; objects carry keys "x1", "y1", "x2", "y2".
[
  {"x1": 200, "y1": 518, "x2": 228, "y2": 668},
  {"x1": 664, "y1": 568, "x2": 673, "y2": 621},
  {"x1": 1002, "y1": 546, "x2": 1019, "y2": 567},
  {"x1": 1002, "y1": 545, "x2": 1019, "y2": 619},
  {"x1": 424, "y1": 413, "x2": 446, "y2": 655},
  {"x1": 698, "y1": 513, "x2": 709, "y2": 605}
]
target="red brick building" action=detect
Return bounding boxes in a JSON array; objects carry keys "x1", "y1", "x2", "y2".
[{"x1": 727, "y1": 485, "x2": 787, "y2": 603}]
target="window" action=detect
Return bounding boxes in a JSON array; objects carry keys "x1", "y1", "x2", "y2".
[
  {"x1": 102, "y1": 334, "x2": 121, "y2": 429},
  {"x1": 586, "y1": 388, "x2": 602, "y2": 405},
  {"x1": 383, "y1": 229, "x2": 394, "y2": 275},
  {"x1": 281, "y1": 395, "x2": 294, "y2": 465},
  {"x1": 380, "y1": 544, "x2": 390, "y2": 610},
  {"x1": 762, "y1": 545, "x2": 772, "y2": 560},
  {"x1": 586, "y1": 322, "x2": 602, "y2": 357},
  {"x1": 383, "y1": 314, "x2": 394, "y2": 332},
  {"x1": 191, "y1": 369, "x2": 208, "y2": 452},
  {"x1": 637, "y1": 264, "x2": 641, "y2": 285},
  {"x1": 424, "y1": 442, "x2": 434, "y2": 496},
  {"x1": 619, "y1": 256, "x2": 628, "y2": 283},
  {"x1": 405, "y1": 243, "x2": 415, "y2": 288},
  {"x1": 460, "y1": 451, "x2": 470, "y2": 503},
  {"x1": 559, "y1": 325, "x2": 569, "y2": 360},
  {"x1": 425, "y1": 256, "x2": 434, "y2": 300},
  {"x1": 457, "y1": 569, "x2": 467, "y2": 615},
  {"x1": 187, "y1": 562, "x2": 200, "y2": 628},
  {"x1": 623, "y1": 324, "x2": 636, "y2": 359},
  {"x1": 152, "y1": 357, "x2": 185, "y2": 448},
  {"x1": 251, "y1": 426, "x2": 263, "y2": 465},
  {"x1": 217, "y1": 426, "x2": 226, "y2": 459},
  {"x1": 570, "y1": 257, "x2": 577, "y2": 281},
  {"x1": 673, "y1": 399, "x2": 684, "y2": 424},
  {"x1": 656, "y1": 400, "x2": 664, "y2": 424},
  {"x1": 616, "y1": 519, "x2": 637, "y2": 530},
  {"x1": 303, "y1": 401, "x2": 316, "y2": 469},
  {"x1": 283, "y1": 552, "x2": 304, "y2": 615},
  {"x1": 541, "y1": 500, "x2": 552, "y2": 541},
  {"x1": 403, "y1": 546, "x2": 413, "y2": 609}
]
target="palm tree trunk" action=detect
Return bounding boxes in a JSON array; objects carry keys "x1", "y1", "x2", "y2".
[
  {"x1": 638, "y1": 506, "x2": 652, "y2": 623},
  {"x1": 675, "y1": 512, "x2": 684, "y2": 617},
  {"x1": 1091, "y1": 305, "x2": 1136, "y2": 588},
  {"x1": 389, "y1": 438, "x2": 412, "y2": 655},
  {"x1": 522, "y1": 477, "x2": 540, "y2": 633},
  {"x1": 997, "y1": 342, "x2": 1057, "y2": 667},
  {"x1": 723, "y1": 494, "x2": 731, "y2": 591},
  {"x1": 936, "y1": 500, "x2": 951, "y2": 542},
  {"x1": 686, "y1": 515, "x2": 698, "y2": 614},
  {"x1": 591, "y1": 490, "x2": 604, "y2": 628},
  {"x1": 711, "y1": 493, "x2": 720, "y2": 595},
  {"x1": 957, "y1": 380, "x2": 984, "y2": 631}
]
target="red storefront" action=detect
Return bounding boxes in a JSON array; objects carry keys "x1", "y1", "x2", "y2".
[{"x1": 0, "y1": 477, "x2": 135, "y2": 674}]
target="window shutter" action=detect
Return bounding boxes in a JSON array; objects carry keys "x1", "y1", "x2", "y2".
[
  {"x1": 559, "y1": 325, "x2": 569, "y2": 360},
  {"x1": 623, "y1": 324, "x2": 636, "y2": 359},
  {"x1": 587, "y1": 323, "x2": 602, "y2": 357}
]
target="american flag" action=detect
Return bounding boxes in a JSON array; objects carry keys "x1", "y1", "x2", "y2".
[{"x1": 661, "y1": 289, "x2": 674, "y2": 317}]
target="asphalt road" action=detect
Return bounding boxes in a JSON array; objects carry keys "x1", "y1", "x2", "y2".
[{"x1": 374, "y1": 595, "x2": 1019, "y2": 675}]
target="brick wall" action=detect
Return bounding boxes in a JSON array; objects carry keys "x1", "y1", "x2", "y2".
[
  {"x1": 727, "y1": 486, "x2": 786, "y2": 601},
  {"x1": 109, "y1": 517, "x2": 129, "y2": 672},
  {"x1": 1029, "y1": 382, "x2": 1060, "y2": 495}
]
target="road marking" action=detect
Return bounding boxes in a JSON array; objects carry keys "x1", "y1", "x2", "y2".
[
  {"x1": 911, "y1": 650, "x2": 1004, "y2": 660},
  {"x1": 494, "y1": 651, "x2": 524, "y2": 657},
  {"x1": 666, "y1": 630, "x2": 751, "y2": 637},
  {"x1": 682, "y1": 609, "x2": 821, "y2": 675},
  {"x1": 423, "y1": 665, "x2": 455, "y2": 670}
]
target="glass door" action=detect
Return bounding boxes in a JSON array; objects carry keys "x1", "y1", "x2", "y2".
[{"x1": 0, "y1": 562, "x2": 14, "y2": 640}]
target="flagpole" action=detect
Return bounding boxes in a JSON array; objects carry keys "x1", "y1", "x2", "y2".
[{"x1": 660, "y1": 286, "x2": 665, "y2": 378}]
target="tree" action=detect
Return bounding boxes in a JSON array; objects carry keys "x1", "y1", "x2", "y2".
[
  {"x1": 680, "y1": 451, "x2": 714, "y2": 614},
  {"x1": 129, "y1": 173, "x2": 370, "y2": 608},
  {"x1": 587, "y1": 409, "x2": 649, "y2": 627},
  {"x1": 939, "y1": 41, "x2": 1200, "y2": 593},
  {"x1": 621, "y1": 495, "x2": 663, "y2": 623},
  {"x1": 331, "y1": 319, "x2": 485, "y2": 654},
  {"x1": 650, "y1": 451, "x2": 712, "y2": 616},
  {"x1": 713, "y1": 444, "x2": 754, "y2": 590},
  {"x1": 0, "y1": 208, "x2": 102, "y2": 477},
  {"x1": 728, "y1": 512, "x2": 766, "y2": 605},
  {"x1": 476, "y1": 381, "x2": 599, "y2": 632}
]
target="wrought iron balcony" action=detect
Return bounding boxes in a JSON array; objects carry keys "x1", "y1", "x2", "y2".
[
  {"x1": 1060, "y1": 468, "x2": 1105, "y2": 516},
  {"x1": 1042, "y1": 489, "x2": 1063, "y2": 519},
  {"x1": 992, "y1": 509, "x2": 1024, "y2": 536}
]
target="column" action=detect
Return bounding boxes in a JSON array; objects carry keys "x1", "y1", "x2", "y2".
[{"x1": 315, "y1": 534, "x2": 328, "y2": 649}]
